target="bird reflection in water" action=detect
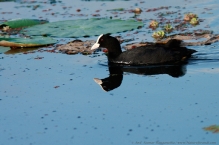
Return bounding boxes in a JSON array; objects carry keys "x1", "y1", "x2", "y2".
[{"x1": 93, "y1": 64, "x2": 187, "y2": 92}]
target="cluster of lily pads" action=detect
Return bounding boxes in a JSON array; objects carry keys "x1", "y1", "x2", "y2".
[
  {"x1": 0, "y1": 18, "x2": 143, "y2": 48},
  {"x1": 150, "y1": 13, "x2": 199, "y2": 40}
]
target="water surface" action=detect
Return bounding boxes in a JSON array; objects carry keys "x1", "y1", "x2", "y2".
[{"x1": 0, "y1": 0, "x2": 219, "y2": 145}]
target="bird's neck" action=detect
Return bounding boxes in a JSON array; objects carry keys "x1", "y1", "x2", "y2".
[{"x1": 107, "y1": 45, "x2": 122, "y2": 60}]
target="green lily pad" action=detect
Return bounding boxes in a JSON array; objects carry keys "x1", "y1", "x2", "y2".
[
  {"x1": 0, "y1": 36, "x2": 57, "y2": 48},
  {"x1": 107, "y1": 8, "x2": 125, "y2": 11},
  {"x1": 4, "y1": 47, "x2": 41, "y2": 55},
  {"x1": 22, "y1": 18, "x2": 143, "y2": 38},
  {"x1": 0, "y1": 46, "x2": 10, "y2": 53},
  {"x1": 0, "y1": 19, "x2": 48, "y2": 28}
]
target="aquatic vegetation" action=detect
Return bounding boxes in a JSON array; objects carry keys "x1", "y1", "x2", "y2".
[
  {"x1": 190, "y1": 18, "x2": 199, "y2": 25},
  {"x1": 22, "y1": 18, "x2": 143, "y2": 38},
  {"x1": 0, "y1": 36, "x2": 57, "y2": 48},
  {"x1": 149, "y1": 20, "x2": 159, "y2": 29},
  {"x1": 132, "y1": 8, "x2": 142, "y2": 14},
  {"x1": 164, "y1": 24, "x2": 173, "y2": 32},
  {"x1": 152, "y1": 30, "x2": 165, "y2": 39},
  {"x1": 0, "y1": 18, "x2": 142, "y2": 48},
  {"x1": 203, "y1": 125, "x2": 219, "y2": 133},
  {"x1": 184, "y1": 13, "x2": 198, "y2": 21},
  {"x1": 0, "y1": 19, "x2": 48, "y2": 28}
]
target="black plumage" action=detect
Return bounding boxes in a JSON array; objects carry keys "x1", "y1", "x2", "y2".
[{"x1": 91, "y1": 34, "x2": 197, "y2": 65}]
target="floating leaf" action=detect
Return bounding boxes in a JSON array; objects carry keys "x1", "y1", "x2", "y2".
[
  {"x1": 0, "y1": 36, "x2": 57, "y2": 48},
  {"x1": 0, "y1": 19, "x2": 48, "y2": 28},
  {"x1": 22, "y1": 18, "x2": 143, "y2": 38},
  {"x1": 0, "y1": 46, "x2": 10, "y2": 53},
  {"x1": 107, "y1": 8, "x2": 125, "y2": 11},
  {"x1": 203, "y1": 125, "x2": 219, "y2": 133},
  {"x1": 4, "y1": 47, "x2": 40, "y2": 55}
]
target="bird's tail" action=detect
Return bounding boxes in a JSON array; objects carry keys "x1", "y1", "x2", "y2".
[{"x1": 187, "y1": 48, "x2": 197, "y2": 55}]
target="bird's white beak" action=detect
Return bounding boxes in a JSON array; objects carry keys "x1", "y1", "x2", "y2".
[
  {"x1": 91, "y1": 43, "x2": 100, "y2": 50},
  {"x1": 91, "y1": 34, "x2": 103, "y2": 50},
  {"x1": 93, "y1": 78, "x2": 103, "y2": 84}
]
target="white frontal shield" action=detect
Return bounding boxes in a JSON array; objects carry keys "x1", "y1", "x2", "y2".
[
  {"x1": 91, "y1": 43, "x2": 100, "y2": 50},
  {"x1": 91, "y1": 34, "x2": 103, "y2": 50}
]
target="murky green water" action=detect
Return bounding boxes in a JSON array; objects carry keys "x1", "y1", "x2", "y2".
[{"x1": 0, "y1": 0, "x2": 219, "y2": 145}]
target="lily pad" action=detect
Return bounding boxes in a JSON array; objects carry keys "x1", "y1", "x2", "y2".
[
  {"x1": 0, "y1": 36, "x2": 57, "y2": 48},
  {"x1": 0, "y1": 46, "x2": 10, "y2": 53},
  {"x1": 0, "y1": 19, "x2": 48, "y2": 28},
  {"x1": 4, "y1": 47, "x2": 41, "y2": 55},
  {"x1": 107, "y1": 8, "x2": 125, "y2": 11},
  {"x1": 22, "y1": 18, "x2": 143, "y2": 38}
]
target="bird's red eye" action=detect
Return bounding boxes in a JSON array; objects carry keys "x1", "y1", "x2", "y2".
[{"x1": 100, "y1": 38, "x2": 103, "y2": 41}]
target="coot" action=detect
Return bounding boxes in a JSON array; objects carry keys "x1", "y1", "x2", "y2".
[{"x1": 91, "y1": 34, "x2": 197, "y2": 65}]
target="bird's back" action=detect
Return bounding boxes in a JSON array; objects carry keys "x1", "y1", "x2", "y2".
[{"x1": 110, "y1": 45, "x2": 196, "y2": 65}]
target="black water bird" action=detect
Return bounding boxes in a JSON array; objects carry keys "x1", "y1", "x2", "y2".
[{"x1": 91, "y1": 34, "x2": 197, "y2": 65}]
